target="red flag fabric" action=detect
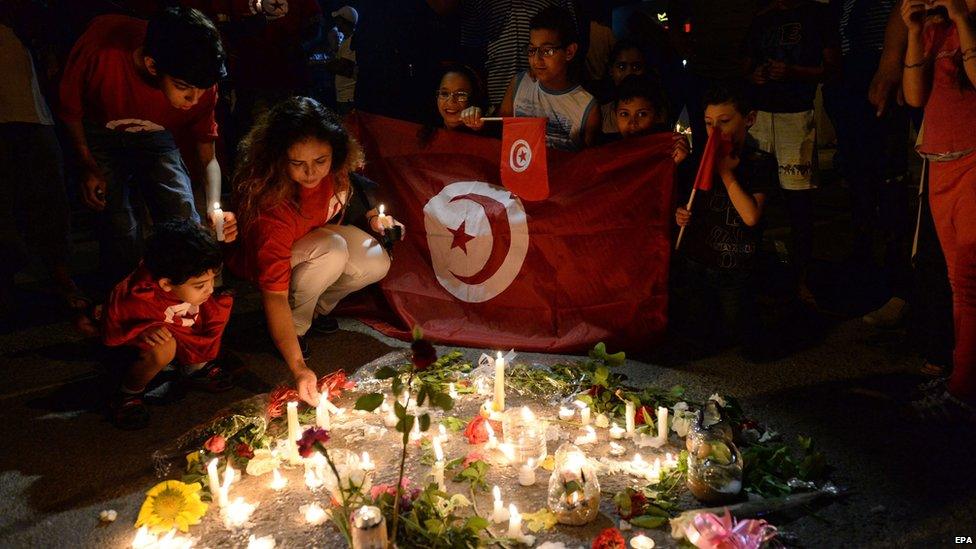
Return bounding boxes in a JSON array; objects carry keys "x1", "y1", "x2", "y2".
[
  {"x1": 692, "y1": 129, "x2": 734, "y2": 192},
  {"x1": 103, "y1": 265, "x2": 233, "y2": 364},
  {"x1": 347, "y1": 113, "x2": 674, "y2": 353},
  {"x1": 500, "y1": 117, "x2": 549, "y2": 201}
]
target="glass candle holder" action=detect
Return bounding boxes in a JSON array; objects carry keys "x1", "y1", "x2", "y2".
[
  {"x1": 350, "y1": 505, "x2": 388, "y2": 549},
  {"x1": 546, "y1": 443, "x2": 600, "y2": 525},
  {"x1": 685, "y1": 408, "x2": 742, "y2": 504},
  {"x1": 502, "y1": 406, "x2": 548, "y2": 467}
]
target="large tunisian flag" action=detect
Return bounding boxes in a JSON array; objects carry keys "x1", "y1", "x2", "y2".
[{"x1": 348, "y1": 113, "x2": 675, "y2": 353}]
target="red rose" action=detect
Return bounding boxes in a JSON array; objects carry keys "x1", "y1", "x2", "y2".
[
  {"x1": 587, "y1": 385, "x2": 605, "y2": 397},
  {"x1": 619, "y1": 491, "x2": 648, "y2": 520},
  {"x1": 204, "y1": 434, "x2": 226, "y2": 454},
  {"x1": 462, "y1": 451, "x2": 485, "y2": 468},
  {"x1": 634, "y1": 405, "x2": 655, "y2": 426},
  {"x1": 411, "y1": 339, "x2": 437, "y2": 371},
  {"x1": 592, "y1": 527, "x2": 626, "y2": 549},
  {"x1": 235, "y1": 443, "x2": 255, "y2": 459},
  {"x1": 463, "y1": 416, "x2": 502, "y2": 444},
  {"x1": 297, "y1": 427, "x2": 330, "y2": 458}
]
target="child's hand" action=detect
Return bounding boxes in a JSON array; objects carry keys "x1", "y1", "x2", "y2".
[
  {"x1": 294, "y1": 364, "x2": 320, "y2": 406},
  {"x1": 675, "y1": 207, "x2": 692, "y2": 227},
  {"x1": 460, "y1": 106, "x2": 485, "y2": 130},
  {"x1": 212, "y1": 210, "x2": 238, "y2": 243},
  {"x1": 767, "y1": 60, "x2": 789, "y2": 81},
  {"x1": 140, "y1": 326, "x2": 173, "y2": 347},
  {"x1": 718, "y1": 151, "x2": 741, "y2": 178},
  {"x1": 672, "y1": 134, "x2": 690, "y2": 165},
  {"x1": 81, "y1": 172, "x2": 108, "y2": 211},
  {"x1": 369, "y1": 214, "x2": 407, "y2": 238},
  {"x1": 750, "y1": 63, "x2": 769, "y2": 86},
  {"x1": 901, "y1": 1, "x2": 928, "y2": 32},
  {"x1": 932, "y1": 0, "x2": 970, "y2": 23}
]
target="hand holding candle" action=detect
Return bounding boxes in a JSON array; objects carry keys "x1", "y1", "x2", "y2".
[{"x1": 211, "y1": 202, "x2": 225, "y2": 242}]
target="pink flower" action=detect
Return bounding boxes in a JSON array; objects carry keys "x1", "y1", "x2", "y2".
[
  {"x1": 297, "y1": 427, "x2": 330, "y2": 458},
  {"x1": 462, "y1": 451, "x2": 484, "y2": 468},
  {"x1": 463, "y1": 416, "x2": 502, "y2": 444},
  {"x1": 684, "y1": 511, "x2": 777, "y2": 549},
  {"x1": 203, "y1": 435, "x2": 226, "y2": 454}
]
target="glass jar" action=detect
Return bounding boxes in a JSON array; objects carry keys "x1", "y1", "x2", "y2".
[
  {"x1": 685, "y1": 408, "x2": 742, "y2": 504},
  {"x1": 502, "y1": 406, "x2": 548, "y2": 466},
  {"x1": 547, "y1": 443, "x2": 600, "y2": 525}
]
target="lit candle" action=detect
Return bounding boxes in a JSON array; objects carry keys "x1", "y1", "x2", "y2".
[
  {"x1": 631, "y1": 453, "x2": 648, "y2": 476},
  {"x1": 409, "y1": 417, "x2": 422, "y2": 443},
  {"x1": 518, "y1": 458, "x2": 537, "y2": 486},
  {"x1": 609, "y1": 441, "x2": 627, "y2": 456},
  {"x1": 302, "y1": 502, "x2": 328, "y2": 525},
  {"x1": 361, "y1": 451, "x2": 375, "y2": 472},
  {"x1": 493, "y1": 351, "x2": 506, "y2": 412},
  {"x1": 507, "y1": 504, "x2": 522, "y2": 539},
  {"x1": 448, "y1": 382, "x2": 459, "y2": 399},
  {"x1": 286, "y1": 401, "x2": 301, "y2": 464},
  {"x1": 207, "y1": 458, "x2": 226, "y2": 507},
  {"x1": 649, "y1": 457, "x2": 662, "y2": 482},
  {"x1": 657, "y1": 406, "x2": 669, "y2": 441},
  {"x1": 625, "y1": 401, "x2": 636, "y2": 436},
  {"x1": 438, "y1": 424, "x2": 447, "y2": 441},
  {"x1": 223, "y1": 497, "x2": 256, "y2": 529},
  {"x1": 212, "y1": 202, "x2": 225, "y2": 242},
  {"x1": 432, "y1": 438, "x2": 446, "y2": 490},
  {"x1": 350, "y1": 505, "x2": 388, "y2": 549},
  {"x1": 247, "y1": 534, "x2": 277, "y2": 549},
  {"x1": 609, "y1": 422, "x2": 625, "y2": 440},
  {"x1": 492, "y1": 485, "x2": 509, "y2": 523},
  {"x1": 574, "y1": 426, "x2": 597, "y2": 445},
  {"x1": 221, "y1": 464, "x2": 235, "y2": 503},
  {"x1": 575, "y1": 400, "x2": 591, "y2": 425},
  {"x1": 377, "y1": 204, "x2": 395, "y2": 230},
  {"x1": 558, "y1": 406, "x2": 575, "y2": 421},
  {"x1": 316, "y1": 398, "x2": 331, "y2": 430},
  {"x1": 484, "y1": 421, "x2": 498, "y2": 449},
  {"x1": 270, "y1": 466, "x2": 287, "y2": 491},
  {"x1": 384, "y1": 398, "x2": 398, "y2": 428},
  {"x1": 665, "y1": 452, "x2": 678, "y2": 470},
  {"x1": 630, "y1": 533, "x2": 656, "y2": 549}
]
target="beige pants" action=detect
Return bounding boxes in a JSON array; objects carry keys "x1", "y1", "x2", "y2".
[
  {"x1": 289, "y1": 224, "x2": 390, "y2": 336},
  {"x1": 749, "y1": 110, "x2": 817, "y2": 190}
]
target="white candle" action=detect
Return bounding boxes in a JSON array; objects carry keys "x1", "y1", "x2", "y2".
[
  {"x1": 492, "y1": 485, "x2": 509, "y2": 523},
  {"x1": 207, "y1": 458, "x2": 226, "y2": 507},
  {"x1": 493, "y1": 351, "x2": 506, "y2": 412},
  {"x1": 432, "y1": 438, "x2": 446, "y2": 490},
  {"x1": 575, "y1": 400, "x2": 591, "y2": 425},
  {"x1": 650, "y1": 457, "x2": 662, "y2": 482},
  {"x1": 609, "y1": 441, "x2": 627, "y2": 456},
  {"x1": 518, "y1": 458, "x2": 537, "y2": 486},
  {"x1": 377, "y1": 204, "x2": 395, "y2": 229},
  {"x1": 221, "y1": 464, "x2": 235, "y2": 503},
  {"x1": 448, "y1": 382, "x2": 459, "y2": 399},
  {"x1": 631, "y1": 533, "x2": 656, "y2": 549},
  {"x1": 609, "y1": 422, "x2": 625, "y2": 439},
  {"x1": 631, "y1": 453, "x2": 648, "y2": 477},
  {"x1": 507, "y1": 504, "x2": 522, "y2": 539},
  {"x1": 286, "y1": 401, "x2": 301, "y2": 464},
  {"x1": 574, "y1": 426, "x2": 597, "y2": 445},
  {"x1": 409, "y1": 417, "x2": 422, "y2": 443},
  {"x1": 361, "y1": 451, "x2": 375, "y2": 472},
  {"x1": 212, "y1": 202, "x2": 225, "y2": 242},
  {"x1": 302, "y1": 502, "x2": 328, "y2": 525},
  {"x1": 316, "y1": 398, "x2": 331, "y2": 430},
  {"x1": 657, "y1": 406, "x2": 669, "y2": 441},
  {"x1": 484, "y1": 421, "x2": 497, "y2": 449},
  {"x1": 558, "y1": 406, "x2": 575, "y2": 421},
  {"x1": 384, "y1": 399, "x2": 398, "y2": 428},
  {"x1": 438, "y1": 424, "x2": 447, "y2": 441},
  {"x1": 223, "y1": 497, "x2": 256, "y2": 529},
  {"x1": 625, "y1": 401, "x2": 636, "y2": 436},
  {"x1": 270, "y1": 467, "x2": 287, "y2": 491},
  {"x1": 247, "y1": 534, "x2": 277, "y2": 549}
]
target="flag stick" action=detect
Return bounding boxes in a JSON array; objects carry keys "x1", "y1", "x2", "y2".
[
  {"x1": 675, "y1": 187, "x2": 698, "y2": 250},
  {"x1": 480, "y1": 117, "x2": 504, "y2": 122}
]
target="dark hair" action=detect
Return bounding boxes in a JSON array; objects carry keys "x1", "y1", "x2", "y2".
[
  {"x1": 144, "y1": 7, "x2": 226, "y2": 88},
  {"x1": 235, "y1": 96, "x2": 361, "y2": 229},
  {"x1": 143, "y1": 219, "x2": 223, "y2": 285},
  {"x1": 529, "y1": 6, "x2": 578, "y2": 45},
  {"x1": 703, "y1": 82, "x2": 753, "y2": 116},
  {"x1": 418, "y1": 63, "x2": 488, "y2": 145},
  {"x1": 609, "y1": 39, "x2": 645, "y2": 67},
  {"x1": 614, "y1": 74, "x2": 669, "y2": 121}
]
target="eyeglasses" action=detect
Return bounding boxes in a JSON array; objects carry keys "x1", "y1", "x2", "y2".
[
  {"x1": 525, "y1": 45, "x2": 565, "y2": 58},
  {"x1": 436, "y1": 90, "x2": 471, "y2": 104},
  {"x1": 614, "y1": 61, "x2": 645, "y2": 72}
]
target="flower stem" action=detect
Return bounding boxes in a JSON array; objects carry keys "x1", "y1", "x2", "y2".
[{"x1": 389, "y1": 370, "x2": 417, "y2": 547}]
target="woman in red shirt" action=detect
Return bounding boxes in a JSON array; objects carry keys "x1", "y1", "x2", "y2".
[
  {"x1": 903, "y1": 0, "x2": 976, "y2": 421},
  {"x1": 230, "y1": 97, "x2": 398, "y2": 405}
]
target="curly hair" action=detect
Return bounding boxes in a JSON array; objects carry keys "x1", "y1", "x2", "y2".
[{"x1": 234, "y1": 96, "x2": 363, "y2": 231}]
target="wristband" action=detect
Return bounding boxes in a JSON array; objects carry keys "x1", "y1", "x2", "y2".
[{"x1": 904, "y1": 60, "x2": 927, "y2": 69}]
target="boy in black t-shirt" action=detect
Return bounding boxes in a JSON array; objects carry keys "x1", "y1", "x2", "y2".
[{"x1": 675, "y1": 85, "x2": 778, "y2": 353}]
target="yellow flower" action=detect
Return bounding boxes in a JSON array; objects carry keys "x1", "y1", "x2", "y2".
[
  {"x1": 186, "y1": 451, "x2": 200, "y2": 467},
  {"x1": 135, "y1": 480, "x2": 208, "y2": 533}
]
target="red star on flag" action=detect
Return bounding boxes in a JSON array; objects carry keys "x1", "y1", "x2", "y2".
[{"x1": 448, "y1": 221, "x2": 475, "y2": 253}]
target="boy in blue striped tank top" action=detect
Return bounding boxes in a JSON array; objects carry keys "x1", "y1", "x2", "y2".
[{"x1": 461, "y1": 6, "x2": 601, "y2": 151}]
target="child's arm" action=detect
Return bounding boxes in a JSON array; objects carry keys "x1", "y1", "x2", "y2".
[
  {"x1": 581, "y1": 103, "x2": 602, "y2": 148},
  {"x1": 461, "y1": 75, "x2": 517, "y2": 130},
  {"x1": 719, "y1": 154, "x2": 765, "y2": 227},
  {"x1": 902, "y1": 1, "x2": 932, "y2": 107},
  {"x1": 139, "y1": 326, "x2": 173, "y2": 347},
  {"x1": 869, "y1": 0, "x2": 909, "y2": 116},
  {"x1": 262, "y1": 289, "x2": 320, "y2": 405},
  {"x1": 934, "y1": 0, "x2": 976, "y2": 87},
  {"x1": 497, "y1": 75, "x2": 516, "y2": 117}
]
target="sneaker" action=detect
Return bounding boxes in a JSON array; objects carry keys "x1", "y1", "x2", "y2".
[
  {"x1": 143, "y1": 368, "x2": 187, "y2": 404},
  {"x1": 311, "y1": 314, "x2": 339, "y2": 334},
  {"x1": 110, "y1": 391, "x2": 150, "y2": 430},
  {"x1": 183, "y1": 361, "x2": 234, "y2": 393},
  {"x1": 862, "y1": 297, "x2": 907, "y2": 327},
  {"x1": 298, "y1": 335, "x2": 311, "y2": 361}
]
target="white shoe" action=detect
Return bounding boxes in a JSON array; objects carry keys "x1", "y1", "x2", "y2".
[{"x1": 862, "y1": 297, "x2": 907, "y2": 327}]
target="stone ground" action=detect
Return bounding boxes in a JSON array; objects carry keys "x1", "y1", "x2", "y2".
[{"x1": 1, "y1": 175, "x2": 975, "y2": 548}]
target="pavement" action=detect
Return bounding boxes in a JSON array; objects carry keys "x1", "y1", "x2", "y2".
[{"x1": 1, "y1": 177, "x2": 975, "y2": 548}]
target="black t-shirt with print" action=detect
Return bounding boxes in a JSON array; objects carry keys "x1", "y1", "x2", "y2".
[
  {"x1": 682, "y1": 146, "x2": 778, "y2": 271},
  {"x1": 746, "y1": 2, "x2": 839, "y2": 113}
]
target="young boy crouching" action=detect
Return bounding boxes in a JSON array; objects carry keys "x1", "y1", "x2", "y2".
[{"x1": 104, "y1": 219, "x2": 233, "y2": 429}]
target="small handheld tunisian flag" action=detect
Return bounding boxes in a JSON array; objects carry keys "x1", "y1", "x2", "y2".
[
  {"x1": 500, "y1": 117, "x2": 549, "y2": 201},
  {"x1": 692, "y1": 129, "x2": 734, "y2": 192}
]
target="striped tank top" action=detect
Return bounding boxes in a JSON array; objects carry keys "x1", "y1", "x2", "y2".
[{"x1": 512, "y1": 71, "x2": 596, "y2": 151}]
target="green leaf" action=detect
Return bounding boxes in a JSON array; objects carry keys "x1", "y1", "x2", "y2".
[
  {"x1": 606, "y1": 350, "x2": 626, "y2": 366},
  {"x1": 417, "y1": 385, "x2": 428, "y2": 407},
  {"x1": 594, "y1": 365, "x2": 609, "y2": 386},
  {"x1": 354, "y1": 392, "x2": 384, "y2": 412},
  {"x1": 397, "y1": 415, "x2": 414, "y2": 434},
  {"x1": 629, "y1": 515, "x2": 667, "y2": 529},
  {"x1": 431, "y1": 392, "x2": 454, "y2": 411},
  {"x1": 708, "y1": 441, "x2": 732, "y2": 464},
  {"x1": 419, "y1": 413, "x2": 431, "y2": 432},
  {"x1": 464, "y1": 516, "x2": 490, "y2": 533},
  {"x1": 392, "y1": 377, "x2": 403, "y2": 396},
  {"x1": 394, "y1": 401, "x2": 407, "y2": 419},
  {"x1": 374, "y1": 366, "x2": 398, "y2": 380},
  {"x1": 641, "y1": 407, "x2": 654, "y2": 427},
  {"x1": 563, "y1": 480, "x2": 582, "y2": 495},
  {"x1": 589, "y1": 342, "x2": 608, "y2": 359},
  {"x1": 442, "y1": 416, "x2": 466, "y2": 432},
  {"x1": 412, "y1": 325, "x2": 424, "y2": 341}
]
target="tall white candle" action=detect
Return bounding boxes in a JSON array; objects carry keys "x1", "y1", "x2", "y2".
[
  {"x1": 361, "y1": 451, "x2": 375, "y2": 472},
  {"x1": 432, "y1": 440, "x2": 446, "y2": 491},
  {"x1": 493, "y1": 351, "x2": 506, "y2": 412},
  {"x1": 286, "y1": 401, "x2": 301, "y2": 464},
  {"x1": 221, "y1": 464, "x2": 235, "y2": 503},
  {"x1": 448, "y1": 382, "x2": 459, "y2": 399},
  {"x1": 625, "y1": 401, "x2": 636, "y2": 436},
  {"x1": 207, "y1": 458, "x2": 226, "y2": 507},
  {"x1": 507, "y1": 504, "x2": 522, "y2": 539},
  {"x1": 492, "y1": 485, "x2": 509, "y2": 523},
  {"x1": 484, "y1": 421, "x2": 498, "y2": 449},
  {"x1": 212, "y1": 202, "x2": 225, "y2": 242},
  {"x1": 574, "y1": 401, "x2": 591, "y2": 425},
  {"x1": 270, "y1": 467, "x2": 287, "y2": 491},
  {"x1": 657, "y1": 406, "x2": 669, "y2": 441},
  {"x1": 609, "y1": 422, "x2": 625, "y2": 439},
  {"x1": 316, "y1": 399, "x2": 331, "y2": 430}
]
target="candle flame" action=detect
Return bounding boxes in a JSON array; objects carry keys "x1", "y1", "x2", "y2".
[
  {"x1": 379, "y1": 204, "x2": 386, "y2": 216},
  {"x1": 302, "y1": 502, "x2": 328, "y2": 525},
  {"x1": 270, "y1": 467, "x2": 287, "y2": 490},
  {"x1": 493, "y1": 485, "x2": 501, "y2": 501}
]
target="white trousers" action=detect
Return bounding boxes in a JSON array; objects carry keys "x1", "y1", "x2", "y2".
[{"x1": 289, "y1": 224, "x2": 390, "y2": 336}]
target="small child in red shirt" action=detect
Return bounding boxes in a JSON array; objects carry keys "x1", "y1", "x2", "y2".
[{"x1": 103, "y1": 220, "x2": 234, "y2": 430}]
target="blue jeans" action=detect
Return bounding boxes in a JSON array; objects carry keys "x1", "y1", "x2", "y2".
[
  {"x1": 85, "y1": 124, "x2": 199, "y2": 285},
  {"x1": 675, "y1": 256, "x2": 760, "y2": 349}
]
